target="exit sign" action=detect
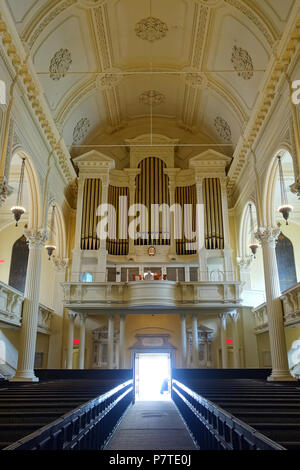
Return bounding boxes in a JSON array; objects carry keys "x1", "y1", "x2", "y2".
[
  {"x1": 226, "y1": 339, "x2": 233, "y2": 344},
  {"x1": 73, "y1": 339, "x2": 80, "y2": 345}
]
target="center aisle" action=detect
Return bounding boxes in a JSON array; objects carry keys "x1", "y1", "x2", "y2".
[{"x1": 105, "y1": 401, "x2": 197, "y2": 450}]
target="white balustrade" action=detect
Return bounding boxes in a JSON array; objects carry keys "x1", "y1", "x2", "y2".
[{"x1": 0, "y1": 280, "x2": 23, "y2": 326}]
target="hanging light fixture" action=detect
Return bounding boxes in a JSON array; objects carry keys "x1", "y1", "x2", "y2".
[
  {"x1": 45, "y1": 204, "x2": 56, "y2": 260},
  {"x1": 248, "y1": 203, "x2": 259, "y2": 258},
  {"x1": 11, "y1": 157, "x2": 26, "y2": 226},
  {"x1": 277, "y1": 155, "x2": 293, "y2": 225}
]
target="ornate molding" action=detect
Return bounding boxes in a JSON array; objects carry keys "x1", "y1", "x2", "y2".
[
  {"x1": 231, "y1": 45, "x2": 253, "y2": 80},
  {"x1": 135, "y1": 16, "x2": 168, "y2": 42},
  {"x1": 96, "y1": 69, "x2": 122, "y2": 90},
  {"x1": 78, "y1": 0, "x2": 106, "y2": 8},
  {"x1": 49, "y1": 49, "x2": 72, "y2": 81},
  {"x1": 72, "y1": 118, "x2": 90, "y2": 144},
  {"x1": 214, "y1": 116, "x2": 232, "y2": 142},
  {"x1": 139, "y1": 90, "x2": 165, "y2": 106},
  {"x1": 53, "y1": 257, "x2": 69, "y2": 272}
]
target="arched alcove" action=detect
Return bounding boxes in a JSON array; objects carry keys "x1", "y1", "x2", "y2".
[
  {"x1": 275, "y1": 232, "x2": 297, "y2": 292},
  {"x1": 8, "y1": 235, "x2": 29, "y2": 293}
]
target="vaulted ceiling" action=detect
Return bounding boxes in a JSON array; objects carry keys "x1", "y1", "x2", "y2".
[{"x1": 5, "y1": 0, "x2": 297, "y2": 169}]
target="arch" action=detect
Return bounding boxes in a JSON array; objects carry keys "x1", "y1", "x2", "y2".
[
  {"x1": 46, "y1": 202, "x2": 67, "y2": 259},
  {"x1": 262, "y1": 149, "x2": 293, "y2": 227},
  {"x1": 275, "y1": 232, "x2": 297, "y2": 292},
  {"x1": 238, "y1": 199, "x2": 257, "y2": 259},
  {"x1": 10, "y1": 151, "x2": 42, "y2": 230},
  {"x1": 8, "y1": 235, "x2": 29, "y2": 293}
]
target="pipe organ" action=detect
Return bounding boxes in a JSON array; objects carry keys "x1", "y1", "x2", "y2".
[
  {"x1": 203, "y1": 178, "x2": 224, "y2": 250},
  {"x1": 106, "y1": 185, "x2": 129, "y2": 256},
  {"x1": 80, "y1": 178, "x2": 102, "y2": 250},
  {"x1": 135, "y1": 157, "x2": 170, "y2": 246},
  {"x1": 72, "y1": 139, "x2": 232, "y2": 281},
  {"x1": 175, "y1": 185, "x2": 197, "y2": 255}
]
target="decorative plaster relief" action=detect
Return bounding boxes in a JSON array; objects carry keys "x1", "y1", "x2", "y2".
[
  {"x1": 231, "y1": 45, "x2": 254, "y2": 80},
  {"x1": 96, "y1": 69, "x2": 122, "y2": 89},
  {"x1": 214, "y1": 116, "x2": 232, "y2": 142},
  {"x1": 135, "y1": 16, "x2": 168, "y2": 42},
  {"x1": 73, "y1": 118, "x2": 90, "y2": 144},
  {"x1": 77, "y1": 0, "x2": 106, "y2": 8},
  {"x1": 139, "y1": 90, "x2": 165, "y2": 106},
  {"x1": 49, "y1": 49, "x2": 72, "y2": 81}
]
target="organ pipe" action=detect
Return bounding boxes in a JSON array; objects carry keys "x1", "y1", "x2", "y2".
[
  {"x1": 203, "y1": 178, "x2": 224, "y2": 249},
  {"x1": 80, "y1": 178, "x2": 102, "y2": 250},
  {"x1": 175, "y1": 185, "x2": 197, "y2": 255}
]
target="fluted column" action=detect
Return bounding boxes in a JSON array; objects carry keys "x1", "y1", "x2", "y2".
[
  {"x1": 231, "y1": 311, "x2": 240, "y2": 368},
  {"x1": 11, "y1": 229, "x2": 48, "y2": 382},
  {"x1": 255, "y1": 227, "x2": 294, "y2": 381},
  {"x1": 180, "y1": 314, "x2": 187, "y2": 367},
  {"x1": 220, "y1": 313, "x2": 228, "y2": 369},
  {"x1": 119, "y1": 314, "x2": 126, "y2": 369},
  {"x1": 192, "y1": 314, "x2": 199, "y2": 368},
  {"x1": 79, "y1": 313, "x2": 87, "y2": 370},
  {"x1": 67, "y1": 312, "x2": 76, "y2": 369},
  {"x1": 108, "y1": 314, "x2": 114, "y2": 369}
]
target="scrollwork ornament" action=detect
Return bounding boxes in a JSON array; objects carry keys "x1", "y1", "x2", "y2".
[
  {"x1": 255, "y1": 227, "x2": 281, "y2": 248},
  {"x1": 135, "y1": 17, "x2": 168, "y2": 42},
  {"x1": 77, "y1": 0, "x2": 106, "y2": 8}
]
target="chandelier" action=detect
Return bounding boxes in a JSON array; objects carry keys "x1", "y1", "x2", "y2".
[
  {"x1": 11, "y1": 157, "x2": 26, "y2": 226},
  {"x1": 277, "y1": 155, "x2": 293, "y2": 225},
  {"x1": 248, "y1": 203, "x2": 259, "y2": 258},
  {"x1": 45, "y1": 204, "x2": 56, "y2": 260}
]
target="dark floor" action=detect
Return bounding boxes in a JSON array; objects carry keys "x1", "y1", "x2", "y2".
[{"x1": 105, "y1": 401, "x2": 197, "y2": 450}]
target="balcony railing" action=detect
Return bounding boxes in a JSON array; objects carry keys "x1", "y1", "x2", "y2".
[
  {"x1": 63, "y1": 279, "x2": 243, "y2": 309},
  {"x1": 0, "y1": 281, "x2": 53, "y2": 332},
  {"x1": 0, "y1": 280, "x2": 23, "y2": 327},
  {"x1": 253, "y1": 282, "x2": 300, "y2": 333}
]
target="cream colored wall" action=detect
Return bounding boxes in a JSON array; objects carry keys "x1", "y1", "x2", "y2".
[
  {"x1": 285, "y1": 326, "x2": 300, "y2": 354},
  {"x1": 35, "y1": 333, "x2": 50, "y2": 369},
  {"x1": 249, "y1": 248, "x2": 265, "y2": 292},
  {"x1": 256, "y1": 332, "x2": 271, "y2": 368},
  {"x1": 240, "y1": 307, "x2": 259, "y2": 367},
  {"x1": 0, "y1": 328, "x2": 19, "y2": 370},
  {"x1": 39, "y1": 248, "x2": 56, "y2": 309}
]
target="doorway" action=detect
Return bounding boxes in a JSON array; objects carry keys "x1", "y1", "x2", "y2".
[{"x1": 134, "y1": 353, "x2": 171, "y2": 401}]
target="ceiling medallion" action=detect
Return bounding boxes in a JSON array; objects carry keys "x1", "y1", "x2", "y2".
[
  {"x1": 139, "y1": 90, "x2": 165, "y2": 106},
  {"x1": 135, "y1": 16, "x2": 168, "y2": 42},
  {"x1": 214, "y1": 116, "x2": 232, "y2": 142},
  {"x1": 73, "y1": 118, "x2": 90, "y2": 145},
  {"x1": 231, "y1": 45, "x2": 254, "y2": 80},
  {"x1": 49, "y1": 49, "x2": 72, "y2": 81},
  {"x1": 96, "y1": 69, "x2": 122, "y2": 90},
  {"x1": 77, "y1": 0, "x2": 106, "y2": 8}
]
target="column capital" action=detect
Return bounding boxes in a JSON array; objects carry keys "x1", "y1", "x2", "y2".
[
  {"x1": 0, "y1": 176, "x2": 9, "y2": 207},
  {"x1": 68, "y1": 312, "x2": 77, "y2": 321},
  {"x1": 230, "y1": 310, "x2": 239, "y2": 321},
  {"x1": 219, "y1": 176, "x2": 228, "y2": 191},
  {"x1": 24, "y1": 228, "x2": 49, "y2": 249},
  {"x1": 255, "y1": 226, "x2": 280, "y2": 247},
  {"x1": 79, "y1": 313, "x2": 87, "y2": 321}
]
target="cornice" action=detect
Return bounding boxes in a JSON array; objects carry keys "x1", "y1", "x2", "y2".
[{"x1": 0, "y1": 8, "x2": 76, "y2": 184}]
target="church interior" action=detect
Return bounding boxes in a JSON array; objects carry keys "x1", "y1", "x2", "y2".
[{"x1": 0, "y1": 0, "x2": 300, "y2": 453}]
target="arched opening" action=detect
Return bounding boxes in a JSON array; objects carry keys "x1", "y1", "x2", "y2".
[
  {"x1": 275, "y1": 233, "x2": 297, "y2": 292},
  {"x1": 8, "y1": 235, "x2": 29, "y2": 293}
]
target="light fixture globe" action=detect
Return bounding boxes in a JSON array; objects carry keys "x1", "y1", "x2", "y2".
[
  {"x1": 45, "y1": 244, "x2": 56, "y2": 260},
  {"x1": 249, "y1": 243, "x2": 259, "y2": 258},
  {"x1": 278, "y1": 204, "x2": 293, "y2": 225},
  {"x1": 10, "y1": 205, "x2": 26, "y2": 226}
]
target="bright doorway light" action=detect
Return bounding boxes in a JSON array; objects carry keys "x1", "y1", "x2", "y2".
[{"x1": 135, "y1": 353, "x2": 171, "y2": 401}]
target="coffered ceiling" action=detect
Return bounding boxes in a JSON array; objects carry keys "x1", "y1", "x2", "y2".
[{"x1": 5, "y1": 0, "x2": 297, "y2": 169}]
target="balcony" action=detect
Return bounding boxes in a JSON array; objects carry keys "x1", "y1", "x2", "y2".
[
  {"x1": 252, "y1": 282, "x2": 300, "y2": 334},
  {"x1": 62, "y1": 278, "x2": 243, "y2": 313},
  {"x1": 0, "y1": 280, "x2": 53, "y2": 333}
]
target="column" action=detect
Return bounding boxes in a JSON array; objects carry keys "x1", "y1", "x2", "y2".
[
  {"x1": 79, "y1": 314, "x2": 87, "y2": 370},
  {"x1": 108, "y1": 314, "x2": 114, "y2": 369},
  {"x1": 255, "y1": 227, "x2": 295, "y2": 381},
  {"x1": 47, "y1": 258, "x2": 69, "y2": 368},
  {"x1": 192, "y1": 314, "x2": 199, "y2": 368},
  {"x1": 180, "y1": 314, "x2": 187, "y2": 367},
  {"x1": 11, "y1": 229, "x2": 48, "y2": 382},
  {"x1": 67, "y1": 312, "x2": 76, "y2": 369},
  {"x1": 119, "y1": 314, "x2": 126, "y2": 369},
  {"x1": 220, "y1": 177, "x2": 233, "y2": 281},
  {"x1": 231, "y1": 311, "x2": 240, "y2": 369},
  {"x1": 184, "y1": 266, "x2": 190, "y2": 282},
  {"x1": 72, "y1": 176, "x2": 85, "y2": 281},
  {"x1": 220, "y1": 313, "x2": 228, "y2": 369}
]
